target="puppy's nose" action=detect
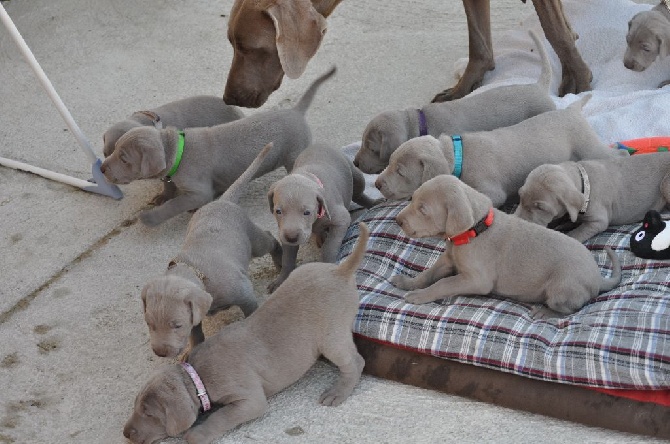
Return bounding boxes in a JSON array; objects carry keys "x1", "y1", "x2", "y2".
[
  {"x1": 123, "y1": 425, "x2": 134, "y2": 439},
  {"x1": 395, "y1": 217, "x2": 404, "y2": 228},
  {"x1": 353, "y1": 158, "x2": 360, "y2": 168},
  {"x1": 374, "y1": 178, "x2": 382, "y2": 190},
  {"x1": 285, "y1": 234, "x2": 299, "y2": 244},
  {"x1": 100, "y1": 163, "x2": 106, "y2": 174},
  {"x1": 623, "y1": 60, "x2": 633, "y2": 70},
  {"x1": 152, "y1": 347, "x2": 168, "y2": 358}
]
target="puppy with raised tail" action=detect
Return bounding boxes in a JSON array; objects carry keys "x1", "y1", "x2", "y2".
[
  {"x1": 141, "y1": 142, "x2": 282, "y2": 358},
  {"x1": 391, "y1": 175, "x2": 621, "y2": 316},
  {"x1": 354, "y1": 31, "x2": 556, "y2": 174},
  {"x1": 514, "y1": 153, "x2": 670, "y2": 242},
  {"x1": 100, "y1": 67, "x2": 336, "y2": 226},
  {"x1": 375, "y1": 94, "x2": 623, "y2": 206},
  {"x1": 624, "y1": 1, "x2": 670, "y2": 88},
  {"x1": 267, "y1": 142, "x2": 380, "y2": 292},
  {"x1": 123, "y1": 223, "x2": 370, "y2": 444}
]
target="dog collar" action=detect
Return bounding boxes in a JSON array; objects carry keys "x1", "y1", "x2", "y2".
[
  {"x1": 304, "y1": 172, "x2": 326, "y2": 218},
  {"x1": 417, "y1": 109, "x2": 428, "y2": 137},
  {"x1": 134, "y1": 110, "x2": 163, "y2": 129},
  {"x1": 576, "y1": 163, "x2": 590, "y2": 214},
  {"x1": 448, "y1": 208, "x2": 494, "y2": 245},
  {"x1": 180, "y1": 362, "x2": 211, "y2": 412},
  {"x1": 164, "y1": 131, "x2": 185, "y2": 180},
  {"x1": 451, "y1": 135, "x2": 463, "y2": 178},
  {"x1": 168, "y1": 259, "x2": 206, "y2": 283}
]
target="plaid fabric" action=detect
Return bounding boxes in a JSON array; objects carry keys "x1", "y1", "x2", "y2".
[{"x1": 338, "y1": 201, "x2": 670, "y2": 389}]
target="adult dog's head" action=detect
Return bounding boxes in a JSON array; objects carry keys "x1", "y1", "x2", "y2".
[{"x1": 223, "y1": 0, "x2": 331, "y2": 108}]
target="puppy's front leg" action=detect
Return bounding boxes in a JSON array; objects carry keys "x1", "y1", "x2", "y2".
[
  {"x1": 405, "y1": 272, "x2": 493, "y2": 305},
  {"x1": 183, "y1": 395, "x2": 268, "y2": 444},
  {"x1": 149, "y1": 180, "x2": 177, "y2": 206},
  {"x1": 140, "y1": 192, "x2": 211, "y2": 226},
  {"x1": 566, "y1": 212, "x2": 609, "y2": 243},
  {"x1": 267, "y1": 244, "x2": 299, "y2": 293},
  {"x1": 391, "y1": 252, "x2": 454, "y2": 291},
  {"x1": 321, "y1": 209, "x2": 351, "y2": 263}
]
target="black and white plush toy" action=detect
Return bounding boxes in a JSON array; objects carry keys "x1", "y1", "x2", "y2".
[{"x1": 630, "y1": 210, "x2": 670, "y2": 260}]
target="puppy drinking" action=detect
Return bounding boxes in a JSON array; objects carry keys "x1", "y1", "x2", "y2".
[
  {"x1": 141, "y1": 142, "x2": 282, "y2": 358},
  {"x1": 624, "y1": 1, "x2": 670, "y2": 88},
  {"x1": 124, "y1": 223, "x2": 370, "y2": 444},
  {"x1": 375, "y1": 95, "x2": 621, "y2": 206},
  {"x1": 391, "y1": 175, "x2": 621, "y2": 316},
  {"x1": 515, "y1": 153, "x2": 670, "y2": 242},
  {"x1": 100, "y1": 67, "x2": 336, "y2": 226},
  {"x1": 267, "y1": 142, "x2": 380, "y2": 292},
  {"x1": 103, "y1": 95, "x2": 244, "y2": 157},
  {"x1": 354, "y1": 31, "x2": 556, "y2": 174}
]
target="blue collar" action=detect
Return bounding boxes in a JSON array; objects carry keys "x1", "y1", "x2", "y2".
[
  {"x1": 452, "y1": 135, "x2": 463, "y2": 178},
  {"x1": 417, "y1": 109, "x2": 428, "y2": 136}
]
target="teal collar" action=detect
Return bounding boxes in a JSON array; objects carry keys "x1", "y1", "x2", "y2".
[
  {"x1": 165, "y1": 131, "x2": 185, "y2": 179},
  {"x1": 452, "y1": 135, "x2": 463, "y2": 178}
]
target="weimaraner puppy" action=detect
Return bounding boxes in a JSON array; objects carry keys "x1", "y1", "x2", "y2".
[
  {"x1": 102, "y1": 96, "x2": 244, "y2": 157},
  {"x1": 374, "y1": 95, "x2": 624, "y2": 206},
  {"x1": 514, "y1": 153, "x2": 670, "y2": 243},
  {"x1": 267, "y1": 142, "x2": 380, "y2": 292},
  {"x1": 100, "y1": 66, "x2": 336, "y2": 226},
  {"x1": 624, "y1": 1, "x2": 670, "y2": 88},
  {"x1": 140, "y1": 143, "x2": 282, "y2": 358},
  {"x1": 123, "y1": 223, "x2": 370, "y2": 444},
  {"x1": 391, "y1": 175, "x2": 621, "y2": 316},
  {"x1": 354, "y1": 31, "x2": 556, "y2": 174}
]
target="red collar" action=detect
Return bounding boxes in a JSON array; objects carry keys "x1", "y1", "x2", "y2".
[{"x1": 447, "y1": 208, "x2": 494, "y2": 246}]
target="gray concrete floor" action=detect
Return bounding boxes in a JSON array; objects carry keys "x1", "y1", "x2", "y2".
[{"x1": 0, "y1": 0, "x2": 663, "y2": 443}]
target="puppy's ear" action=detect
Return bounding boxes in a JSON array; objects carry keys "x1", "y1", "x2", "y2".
[
  {"x1": 267, "y1": 184, "x2": 276, "y2": 213},
  {"x1": 139, "y1": 143, "x2": 167, "y2": 177},
  {"x1": 140, "y1": 285, "x2": 149, "y2": 313},
  {"x1": 444, "y1": 184, "x2": 476, "y2": 236},
  {"x1": 659, "y1": 34, "x2": 669, "y2": 58},
  {"x1": 185, "y1": 288, "x2": 213, "y2": 327},
  {"x1": 266, "y1": 0, "x2": 327, "y2": 79},
  {"x1": 557, "y1": 188, "x2": 585, "y2": 222},
  {"x1": 143, "y1": 380, "x2": 196, "y2": 437},
  {"x1": 316, "y1": 191, "x2": 331, "y2": 220},
  {"x1": 419, "y1": 156, "x2": 441, "y2": 184}
]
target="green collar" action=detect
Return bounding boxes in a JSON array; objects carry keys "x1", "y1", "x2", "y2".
[{"x1": 165, "y1": 131, "x2": 185, "y2": 179}]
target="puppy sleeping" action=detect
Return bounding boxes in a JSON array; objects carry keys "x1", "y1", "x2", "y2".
[
  {"x1": 267, "y1": 142, "x2": 380, "y2": 292},
  {"x1": 140, "y1": 143, "x2": 281, "y2": 358},
  {"x1": 353, "y1": 31, "x2": 556, "y2": 174},
  {"x1": 391, "y1": 175, "x2": 621, "y2": 316},
  {"x1": 514, "y1": 153, "x2": 670, "y2": 242},
  {"x1": 624, "y1": 1, "x2": 670, "y2": 88},
  {"x1": 124, "y1": 223, "x2": 370, "y2": 444},
  {"x1": 375, "y1": 95, "x2": 622, "y2": 206},
  {"x1": 100, "y1": 67, "x2": 336, "y2": 226},
  {"x1": 102, "y1": 95, "x2": 244, "y2": 157}
]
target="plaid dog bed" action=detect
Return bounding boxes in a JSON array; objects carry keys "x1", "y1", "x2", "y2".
[{"x1": 337, "y1": 201, "x2": 670, "y2": 390}]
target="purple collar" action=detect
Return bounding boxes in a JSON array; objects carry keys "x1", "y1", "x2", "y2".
[
  {"x1": 180, "y1": 362, "x2": 211, "y2": 412},
  {"x1": 417, "y1": 109, "x2": 428, "y2": 136}
]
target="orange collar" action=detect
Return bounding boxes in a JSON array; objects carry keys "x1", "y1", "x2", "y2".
[{"x1": 447, "y1": 208, "x2": 494, "y2": 246}]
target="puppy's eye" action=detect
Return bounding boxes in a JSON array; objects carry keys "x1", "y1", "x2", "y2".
[
  {"x1": 396, "y1": 168, "x2": 404, "y2": 178},
  {"x1": 418, "y1": 203, "x2": 428, "y2": 215},
  {"x1": 303, "y1": 210, "x2": 311, "y2": 216},
  {"x1": 275, "y1": 208, "x2": 282, "y2": 215},
  {"x1": 170, "y1": 322, "x2": 182, "y2": 329},
  {"x1": 120, "y1": 154, "x2": 129, "y2": 165},
  {"x1": 534, "y1": 201, "x2": 547, "y2": 212}
]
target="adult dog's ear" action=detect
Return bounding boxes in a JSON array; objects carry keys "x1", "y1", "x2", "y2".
[
  {"x1": 266, "y1": 0, "x2": 327, "y2": 79},
  {"x1": 185, "y1": 288, "x2": 213, "y2": 327}
]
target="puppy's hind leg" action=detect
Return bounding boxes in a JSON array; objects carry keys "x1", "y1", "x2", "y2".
[{"x1": 319, "y1": 335, "x2": 365, "y2": 407}]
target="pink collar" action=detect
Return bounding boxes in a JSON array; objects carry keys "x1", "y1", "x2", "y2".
[
  {"x1": 180, "y1": 362, "x2": 211, "y2": 412},
  {"x1": 304, "y1": 172, "x2": 326, "y2": 218}
]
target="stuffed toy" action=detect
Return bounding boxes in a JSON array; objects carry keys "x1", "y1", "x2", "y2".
[
  {"x1": 613, "y1": 136, "x2": 670, "y2": 155},
  {"x1": 630, "y1": 210, "x2": 670, "y2": 260}
]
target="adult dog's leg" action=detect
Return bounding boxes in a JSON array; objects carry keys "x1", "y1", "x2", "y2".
[
  {"x1": 531, "y1": 0, "x2": 591, "y2": 96},
  {"x1": 432, "y1": 0, "x2": 494, "y2": 102}
]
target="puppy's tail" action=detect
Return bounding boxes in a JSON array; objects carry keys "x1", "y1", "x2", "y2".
[
  {"x1": 567, "y1": 93, "x2": 592, "y2": 111},
  {"x1": 294, "y1": 66, "x2": 337, "y2": 115},
  {"x1": 221, "y1": 142, "x2": 273, "y2": 203},
  {"x1": 529, "y1": 30, "x2": 552, "y2": 92},
  {"x1": 598, "y1": 247, "x2": 622, "y2": 293},
  {"x1": 335, "y1": 222, "x2": 369, "y2": 278}
]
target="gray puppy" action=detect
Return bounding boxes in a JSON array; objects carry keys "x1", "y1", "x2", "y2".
[
  {"x1": 624, "y1": 1, "x2": 670, "y2": 88},
  {"x1": 123, "y1": 223, "x2": 370, "y2": 444},
  {"x1": 141, "y1": 143, "x2": 281, "y2": 358},
  {"x1": 267, "y1": 142, "x2": 380, "y2": 292},
  {"x1": 392, "y1": 175, "x2": 621, "y2": 316},
  {"x1": 374, "y1": 95, "x2": 622, "y2": 206},
  {"x1": 354, "y1": 31, "x2": 556, "y2": 174},
  {"x1": 102, "y1": 95, "x2": 244, "y2": 157},
  {"x1": 100, "y1": 66, "x2": 336, "y2": 226},
  {"x1": 515, "y1": 153, "x2": 670, "y2": 242}
]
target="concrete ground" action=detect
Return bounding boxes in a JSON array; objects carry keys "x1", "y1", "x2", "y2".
[{"x1": 0, "y1": 0, "x2": 663, "y2": 443}]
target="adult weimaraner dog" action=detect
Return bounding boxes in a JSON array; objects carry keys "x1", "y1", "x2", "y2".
[
  {"x1": 223, "y1": 0, "x2": 591, "y2": 108},
  {"x1": 392, "y1": 175, "x2": 621, "y2": 316},
  {"x1": 374, "y1": 95, "x2": 622, "y2": 206},
  {"x1": 624, "y1": 1, "x2": 670, "y2": 88},
  {"x1": 100, "y1": 67, "x2": 335, "y2": 226},
  {"x1": 353, "y1": 30, "x2": 555, "y2": 174},
  {"x1": 514, "y1": 153, "x2": 670, "y2": 242},
  {"x1": 123, "y1": 223, "x2": 370, "y2": 444},
  {"x1": 141, "y1": 143, "x2": 282, "y2": 358}
]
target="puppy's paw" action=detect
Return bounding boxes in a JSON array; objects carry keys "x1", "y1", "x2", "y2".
[
  {"x1": 184, "y1": 426, "x2": 216, "y2": 444},
  {"x1": 267, "y1": 276, "x2": 285, "y2": 293},
  {"x1": 149, "y1": 193, "x2": 169, "y2": 206},
  {"x1": 319, "y1": 387, "x2": 351, "y2": 407},
  {"x1": 390, "y1": 274, "x2": 417, "y2": 291},
  {"x1": 404, "y1": 290, "x2": 436, "y2": 305},
  {"x1": 139, "y1": 209, "x2": 164, "y2": 227}
]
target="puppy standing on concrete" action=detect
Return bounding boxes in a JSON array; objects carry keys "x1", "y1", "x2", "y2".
[
  {"x1": 391, "y1": 175, "x2": 621, "y2": 316},
  {"x1": 354, "y1": 31, "x2": 556, "y2": 174},
  {"x1": 514, "y1": 153, "x2": 670, "y2": 242},
  {"x1": 267, "y1": 142, "x2": 379, "y2": 292},
  {"x1": 102, "y1": 95, "x2": 244, "y2": 157},
  {"x1": 624, "y1": 1, "x2": 670, "y2": 88},
  {"x1": 123, "y1": 223, "x2": 370, "y2": 444},
  {"x1": 374, "y1": 95, "x2": 622, "y2": 206},
  {"x1": 100, "y1": 67, "x2": 336, "y2": 226},
  {"x1": 140, "y1": 143, "x2": 282, "y2": 358}
]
